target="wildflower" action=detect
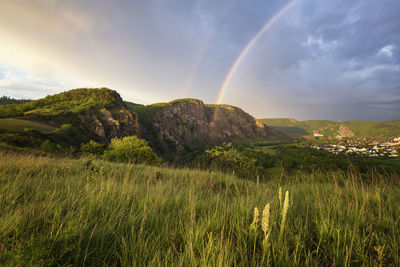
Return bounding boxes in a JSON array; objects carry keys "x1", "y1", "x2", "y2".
[
  {"x1": 279, "y1": 191, "x2": 290, "y2": 241},
  {"x1": 262, "y1": 203, "x2": 271, "y2": 247},
  {"x1": 261, "y1": 203, "x2": 270, "y2": 237},
  {"x1": 250, "y1": 207, "x2": 259, "y2": 231}
]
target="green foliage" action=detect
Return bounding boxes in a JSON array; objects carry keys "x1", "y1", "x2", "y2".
[
  {"x1": 204, "y1": 143, "x2": 258, "y2": 179},
  {"x1": 126, "y1": 104, "x2": 165, "y2": 135},
  {"x1": 0, "y1": 96, "x2": 31, "y2": 105},
  {"x1": 0, "y1": 132, "x2": 42, "y2": 147},
  {"x1": 0, "y1": 104, "x2": 24, "y2": 117},
  {"x1": 0, "y1": 152, "x2": 399, "y2": 266},
  {"x1": 262, "y1": 118, "x2": 400, "y2": 138},
  {"x1": 0, "y1": 88, "x2": 122, "y2": 118},
  {"x1": 0, "y1": 118, "x2": 57, "y2": 133},
  {"x1": 103, "y1": 136, "x2": 162, "y2": 165},
  {"x1": 191, "y1": 143, "x2": 277, "y2": 180},
  {"x1": 40, "y1": 140, "x2": 62, "y2": 153},
  {"x1": 275, "y1": 145, "x2": 400, "y2": 175},
  {"x1": 80, "y1": 140, "x2": 105, "y2": 155}
]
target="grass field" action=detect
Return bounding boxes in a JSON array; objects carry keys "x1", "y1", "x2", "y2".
[
  {"x1": 0, "y1": 151, "x2": 399, "y2": 266},
  {"x1": 0, "y1": 118, "x2": 57, "y2": 133}
]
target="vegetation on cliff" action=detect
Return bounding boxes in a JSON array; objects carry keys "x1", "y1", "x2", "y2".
[{"x1": 0, "y1": 88, "x2": 122, "y2": 118}]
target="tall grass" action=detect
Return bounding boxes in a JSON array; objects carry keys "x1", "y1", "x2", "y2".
[{"x1": 0, "y1": 151, "x2": 399, "y2": 266}]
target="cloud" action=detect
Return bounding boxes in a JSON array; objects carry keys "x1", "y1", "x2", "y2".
[
  {"x1": 0, "y1": 68, "x2": 81, "y2": 99},
  {"x1": 378, "y1": 45, "x2": 395, "y2": 58},
  {"x1": 0, "y1": 0, "x2": 399, "y2": 120},
  {"x1": 222, "y1": 0, "x2": 400, "y2": 120}
]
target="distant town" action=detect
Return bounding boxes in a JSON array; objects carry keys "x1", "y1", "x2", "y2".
[{"x1": 309, "y1": 136, "x2": 400, "y2": 158}]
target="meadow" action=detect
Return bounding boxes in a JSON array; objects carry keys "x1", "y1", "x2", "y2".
[
  {"x1": 0, "y1": 118, "x2": 57, "y2": 133},
  {"x1": 1, "y1": 151, "x2": 399, "y2": 266}
]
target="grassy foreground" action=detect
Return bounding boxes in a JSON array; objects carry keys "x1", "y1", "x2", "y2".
[{"x1": 0, "y1": 152, "x2": 399, "y2": 266}]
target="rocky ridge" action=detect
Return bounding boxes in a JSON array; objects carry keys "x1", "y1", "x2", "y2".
[
  {"x1": 0, "y1": 88, "x2": 281, "y2": 152},
  {"x1": 148, "y1": 99, "x2": 279, "y2": 153}
]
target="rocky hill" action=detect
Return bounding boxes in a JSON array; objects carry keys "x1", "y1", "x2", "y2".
[
  {"x1": 0, "y1": 88, "x2": 281, "y2": 152},
  {"x1": 261, "y1": 118, "x2": 400, "y2": 139},
  {"x1": 128, "y1": 99, "x2": 282, "y2": 153},
  {"x1": 128, "y1": 99, "x2": 280, "y2": 153},
  {"x1": 0, "y1": 88, "x2": 141, "y2": 145}
]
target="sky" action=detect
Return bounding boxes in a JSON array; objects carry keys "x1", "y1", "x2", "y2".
[{"x1": 0, "y1": 0, "x2": 399, "y2": 121}]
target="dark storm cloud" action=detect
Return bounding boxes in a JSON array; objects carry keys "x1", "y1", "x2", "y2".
[{"x1": 227, "y1": 0, "x2": 400, "y2": 120}]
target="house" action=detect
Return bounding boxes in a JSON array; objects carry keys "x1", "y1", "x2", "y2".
[{"x1": 313, "y1": 133, "x2": 324, "y2": 137}]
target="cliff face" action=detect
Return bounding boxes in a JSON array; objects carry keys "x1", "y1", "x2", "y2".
[
  {"x1": 78, "y1": 108, "x2": 141, "y2": 142},
  {"x1": 208, "y1": 104, "x2": 274, "y2": 141},
  {"x1": 149, "y1": 99, "x2": 279, "y2": 153},
  {"x1": 151, "y1": 99, "x2": 211, "y2": 152}
]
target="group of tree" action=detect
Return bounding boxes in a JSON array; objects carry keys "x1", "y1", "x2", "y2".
[
  {"x1": 81, "y1": 136, "x2": 162, "y2": 165},
  {"x1": 0, "y1": 88, "x2": 122, "y2": 118},
  {"x1": 0, "y1": 96, "x2": 31, "y2": 105}
]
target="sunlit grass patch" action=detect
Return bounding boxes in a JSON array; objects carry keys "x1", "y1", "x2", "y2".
[{"x1": 0, "y1": 118, "x2": 57, "y2": 133}]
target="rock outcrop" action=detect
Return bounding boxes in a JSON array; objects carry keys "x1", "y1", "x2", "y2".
[
  {"x1": 338, "y1": 124, "x2": 355, "y2": 137},
  {"x1": 148, "y1": 99, "x2": 280, "y2": 153},
  {"x1": 78, "y1": 108, "x2": 140, "y2": 142}
]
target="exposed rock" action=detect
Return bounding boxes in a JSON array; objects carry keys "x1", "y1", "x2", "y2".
[
  {"x1": 151, "y1": 99, "x2": 211, "y2": 152},
  {"x1": 149, "y1": 99, "x2": 280, "y2": 153},
  {"x1": 339, "y1": 124, "x2": 355, "y2": 137},
  {"x1": 78, "y1": 108, "x2": 140, "y2": 142}
]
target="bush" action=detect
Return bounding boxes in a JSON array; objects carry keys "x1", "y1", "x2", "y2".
[
  {"x1": 204, "y1": 143, "x2": 259, "y2": 179},
  {"x1": 103, "y1": 136, "x2": 162, "y2": 165},
  {"x1": 41, "y1": 140, "x2": 56, "y2": 152},
  {"x1": 0, "y1": 133, "x2": 41, "y2": 147},
  {"x1": 81, "y1": 140, "x2": 105, "y2": 155}
]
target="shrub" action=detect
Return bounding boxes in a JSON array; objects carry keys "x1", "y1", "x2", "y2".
[
  {"x1": 205, "y1": 143, "x2": 259, "y2": 179},
  {"x1": 0, "y1": 133, "x2": 41, "y2": 147},
  {"x1": 41, "y1": 140, "x2": 56, "y2": 152},
  {"x1": 103, "y1": 136, "x2": 162, "y2": 165},
  {"x1": 81, "y1": 140, "x2": 105, "y2": 155}
]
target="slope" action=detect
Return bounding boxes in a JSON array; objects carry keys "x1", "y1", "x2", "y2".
[{"x1": 261, "y1": 118, "x2": 400, "y2": 139}]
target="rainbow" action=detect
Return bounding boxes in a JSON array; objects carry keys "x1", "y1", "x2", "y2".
[{"x1": 215, "y1": 0, "x2": 297, "y2": 106}]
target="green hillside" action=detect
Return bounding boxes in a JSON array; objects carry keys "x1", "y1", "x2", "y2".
[
  {"x1": 0, "y1": 88, "x2": 128, "y2": 149},
  {"x1": 0, "y1": 88, "x2": 122, "y2": 118},
  {"x1": 0, "y1": 118, "x2": 57, "y2": 133},
  {"x1": 262, "y1": 118, "x2": 400, "y2": 139}
]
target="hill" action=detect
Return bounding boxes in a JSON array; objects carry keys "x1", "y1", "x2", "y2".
[
  {"x1": 261, "y1": 118, "x2": 400, "y2": 139},
  {"x1": 0, "y1": 88, "x2": 140, "y2": 146},
  {"x1": 127, "y1": 99, "x2": 283, "y2": 153},
  {"x1": 0, "y1": 88, "x2": 281, "y2": 153}
]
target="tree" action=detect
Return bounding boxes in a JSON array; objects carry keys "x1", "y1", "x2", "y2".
[
  {"x1": 81, "y1": 140, "x2": 105, "y2": 155},
  {"x1": 103, "y1": 136, "x2": 162, "y2": 165},
  {"x1": 205, "y1": 143, "x2": 258, "y2": 179}
]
